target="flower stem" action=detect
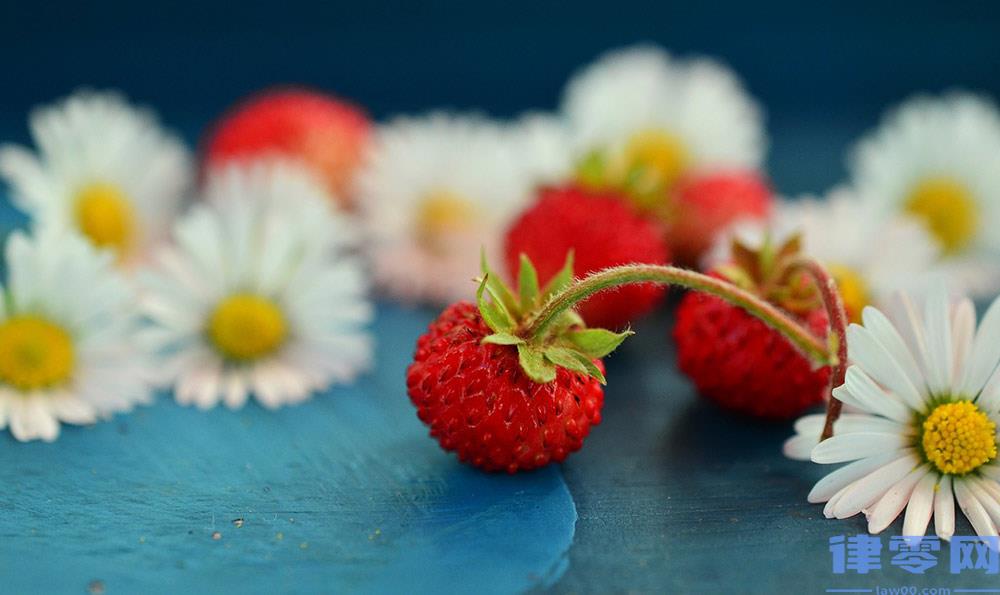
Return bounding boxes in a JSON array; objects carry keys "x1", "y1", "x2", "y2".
[
  {"x1": 779, "y1": 258, "x2": 849, "y2": 441},
  {"x1": 522, "y1": 264, "x2": 834, "y2": 367}
]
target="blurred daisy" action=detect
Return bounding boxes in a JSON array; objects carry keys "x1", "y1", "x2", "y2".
[
  {"x1": 708, "y1": 189, "x2": 939, "y2": 323},
  {"x1": 562, "y1": 45, "x2": 765, "y2": 212},
  {"x1": 0, "y1": 230, "x2": 152, "y2": 442},
  {"x1": 786, "y1": 286, "x2": 1000, "y2": 539},
  {"x1": 507, "y1": 112, "x2": 573, "y2": 187},
  {"x1": 141, "y1": 160, "x2": 372, "y2": 410},
  {"x1": 355, "y1": 113, "x2": 536, "y2": 304},
  {"x1": 0, "y1": 90, "x2": 192, "y2": 267},
  {"x1": 849, "y1": 93, "x2": 1000, "y2": 295}
]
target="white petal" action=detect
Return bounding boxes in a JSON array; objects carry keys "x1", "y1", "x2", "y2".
[
  {"x1": 961, "y1": 293, "x2": 1000, "y2": 397},
  {"x1": 832, "y1": 454, "x2": 921, "y2": 519},
  {"x1": 954, "y1": 478, "x2": 999, "y2": 538},
  {"x1": 968, "y1": 479, "x2": 1000, "y2": 534},
  {"x1": 811, "y1": 432, "x2": 911, "y2": 464},
  {"x1": 902, "y1": 471, "x2": 939, "y2": 538},
  {"x1": 9, "y1": 399, "x2": 60, "y2": 442},
  {"x1": 920, "y1": 285, "x2": 953, "y2": 393},
  {"x1": 223, "y1": 372, "x2": 249, "y2": 410},
  {"x1": 808, "y1": 450, "x2": 910, "y2": 503},
  {"x1": 862, "y1": 305, "x2": 926, "y2": 394},
  {"x1": 934, "y1": 475, "x2": 956, "y2": 541},
  {"x1": 951, "y1": 298, "x2": 976, "y2": 386},
  {"x1": 847, "y1": 324, "x2": 926, "y2": 412},
  {"x1": 867, "y1": 465, "x2": 931, "y2": 533},
  {"x1": 836, "y1": 366, "x2": 912, "y2": 422}
]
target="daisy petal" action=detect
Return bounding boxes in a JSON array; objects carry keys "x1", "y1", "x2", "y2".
[
  {"x1": 867, "y1": 465, "x2": 930, "y2": 534},
  {"x1": 902, "y1": 471, "x2": 939, "y2": 538},
  {"x1": 954, "y1": 478, "x2": 999, "y2": 538},
  {"x1": 811, "y1": 432, "x2": 911, "y2": 464},
  {"x1": 961, "y1": 293, "x2": 1000, "y2": 397},
  {"x1": 832, "y1": 454, "x2": 920, "y2": 519},
  {"x1": 935, "y1": 475, "x2": 956, "y2": 541},
  {"x1": 808, "y1": 450, "x2": 910, "y2": 504},
  {"x1": 847, "y1": 324, "x2": 926, "y2": 412}
]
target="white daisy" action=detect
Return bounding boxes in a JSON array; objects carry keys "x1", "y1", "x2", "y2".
[
  {"x1": 561, "y1": 44, "x2": 765, "y2": 210},
  {"x1": 0, "y1": 89, "x2": 192, "y2": 267},
  {"x1": 785, "y1": 285, "x2": 1000, "y2": 539},
  {"x1": 140, "y1": 160, "x2": 373, "y2": 410},
  {"x1": 708, "y1": 189, "x2": 940, "y2": 323},
  {"x1": 355, "y1": 113, "x2": 538, "y2": 304},
  {"x1": 848, "y1": 92, "x2": 1000, "y2": 295},
  {"x1": 0, "y1": 230, "x2": 153, "y2": 442},
  {"x1": 506, "y1": 112, "x2": 573, "y2": 187}
]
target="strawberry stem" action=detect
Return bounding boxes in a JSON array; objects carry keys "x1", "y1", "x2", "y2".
[
  {"x1": 521, "y1": 263, "x2": 835, "y2": 367},
  {"x1": 779, "y1": 258, "x2": 849, "y2": 441}
]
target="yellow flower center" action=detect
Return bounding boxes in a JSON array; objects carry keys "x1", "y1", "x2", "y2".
[
  {"x1": 921, "y1": 401, "x2": 997, "y2": 475},
  {"x1": 208, "y1": 294, "x2": 287, "y2": 362},
  {"x1": 0, "y1": 316, "x2": 75, "y2": 391},
  {"x1": 622, "y1": 129, "x2": 690, "y2": 194},
  {"x1": 74, "y1": 182, "x2": 136, "y2": 255},
  {"x1": 576, "y1": 128, "x2": 690, "y2": 211},
  {"x1": 904, "y1": 177, "x2": 979, "y2": 254},
  {"x1": 414, "y1": 190, "x2": 479, "y2": 253},
  {"x1": 828, "y1": 263, "x2": 872, "y2": 324}
]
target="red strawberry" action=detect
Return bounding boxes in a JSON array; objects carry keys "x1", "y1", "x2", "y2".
[
  {"x1": 203, "y1": 87, "x2": 371, "y2": 207},
  {"x1": 407, "y1": 301, "x2": 605, "y2": 473},
  {"x1": 673, "y1": 236, "x2": 831, "y2": 420},
  {"x1": 668, "y1": 170, "x2": 772, "y2": 266},
  {"x1": 504, "y1": 184, "x2": 670, "y2": 330},
  {"x1": 407, "y1": 255, "x2": 630, "y2": 473}
]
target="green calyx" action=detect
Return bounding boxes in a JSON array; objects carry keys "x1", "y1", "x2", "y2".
[{"x1": 477, "y1": 251, "x2": 632, "y2": 385}]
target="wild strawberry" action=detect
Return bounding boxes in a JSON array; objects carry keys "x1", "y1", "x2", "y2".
[
  {"x1": 202, "y1": 87, "x2": 371, "y2": 206},
  {"x1": 668, "y1": 170, "x2": 772, "y2": 265},
  {"x1": 673, "y1": 235, "x2": 831, "y2": 420},
  {"x1": 504, "y1": 184, "x2": 670, "y2": 330},
  {"x1": 407, "y1": 255, "x2": 630, "y2": 473}
]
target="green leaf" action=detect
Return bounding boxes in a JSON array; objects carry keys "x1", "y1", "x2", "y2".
[
  {"x1": 541, "y1": 250, "x2": 575, "y2": 300},
  {"x1": 565, "y1": 328, "x2": 633, "y2": 358},
  {"x1": 518, "y1": 254, "x2": 540, "y2": 309},
  {"x1": 517, "y1": 344, "x2": 556, "y2": 384},
  {"x1": 476, "y1": 274, "x2": 514, "y2": 334},
  {"x1": 480, "y1": 248, "x2": 519, "y2": 316},
  {"x1": 481, "y1": 332, "x2": 524, "y2": 346}
]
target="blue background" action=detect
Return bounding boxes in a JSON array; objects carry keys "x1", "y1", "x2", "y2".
[{"x1": 2, "y1": 1, "x2": 1000, "y2": 593}]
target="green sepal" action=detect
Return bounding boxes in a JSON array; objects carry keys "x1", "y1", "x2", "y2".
[
  {"x1": 517, "y1": 253, "x2": 540, "y2": 310},
  {"x1": 540, "y1": 250, "x2": 575, "y2": 301},
  {"x1": 517, "y1": 344, "x2": 556, "y2": 383},
  {"x1": 476, "y1": 274, "x2": 515, "y2": 334},
  {"x1": 572, "y1": 352, "x2": 607, "y2": 385},
  {"x1": 480, "y1": 248, "x2": 520, "y2": 317},
  {"x1": 543, "y1": 347, "x2": 592, "y2": 376},
  {"x1": 565, "y1": 328, "x2": 633, "y2": 359},
  {"x1": 481, "y1": 332, "x2": 525, "y2": 346}
]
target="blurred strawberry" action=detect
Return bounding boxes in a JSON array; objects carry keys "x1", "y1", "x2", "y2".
[
  {"x1": 667, "y1": 170, "x2": 772, "y2": 265},
  {"x1": 203, "y1": 87, "x2": 371, "y2": 207},
  {"x1": 504, "y1": 184, "x2": 670, "y2": 330}
]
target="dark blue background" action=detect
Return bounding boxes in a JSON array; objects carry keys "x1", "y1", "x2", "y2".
[{"x1": 2, "y1": 1, "x2": 999, "y2": 193}]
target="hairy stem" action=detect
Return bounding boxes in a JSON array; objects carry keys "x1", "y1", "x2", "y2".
[
  {"x1": 522, "y1": 264, "x2": 834, "y2": 366},
  {"x1": 780, "y1": 258, "x2": 849, "y2": 441}
]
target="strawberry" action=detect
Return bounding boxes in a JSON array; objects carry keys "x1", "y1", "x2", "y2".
[
  {"x1": 668, "y1": 170, "x2": 772, "y2": 266},
  {"x1": 504, "y1": 184, "x2": 670, "y2": 330},
  {"x1": 202, "y1": 87, "x2": 371, "y2": 207},
  {"x1": 407, "y1": 255, "x2": 630, "y2": 473},
  {"x1": 673, "y1": 236, "x2": 831, "y2": 420}
]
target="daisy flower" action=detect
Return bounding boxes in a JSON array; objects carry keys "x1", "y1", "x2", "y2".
[
  {"x1": 708, "y1": 189, "x2": 940, "y2": 323},
  {"x1": 848, "y1": 92, "x2": 1000, "y2": 295},
  {"x1": 562, "y1": 45, "x2": 765, "y2": 211},
  {"x1": 355, "y1": 113, "x2": 539, "y2": 304},
  {"x1": 785, "y1": 285, "x2": 1000, "y2": 539},
  {"x1": 141, "y1": 160, "x2": 372, "y2": 410},
  {"x1": 0, "y1": 230, "x2": 153, "y2": 442},
  {"x1": 0, "y1": 89, "x2": 192, "y2": 267}
]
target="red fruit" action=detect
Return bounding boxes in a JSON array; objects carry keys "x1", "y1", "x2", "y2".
[
  {"x1": 669, "y1": 170, "x2": 772, "y2": 265},
  {"x1": 504, "y1": 184, "x2": 670, "y2": 330},
  {"x1": 203, "y1": 88, "x2": 371, "y2": 207},
  {"x1": 673, "y1": 277, "x2": 831, "y2": 420},
  {"x1": 407, "y1": 302, "x2": 605, "y2": 473}
]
